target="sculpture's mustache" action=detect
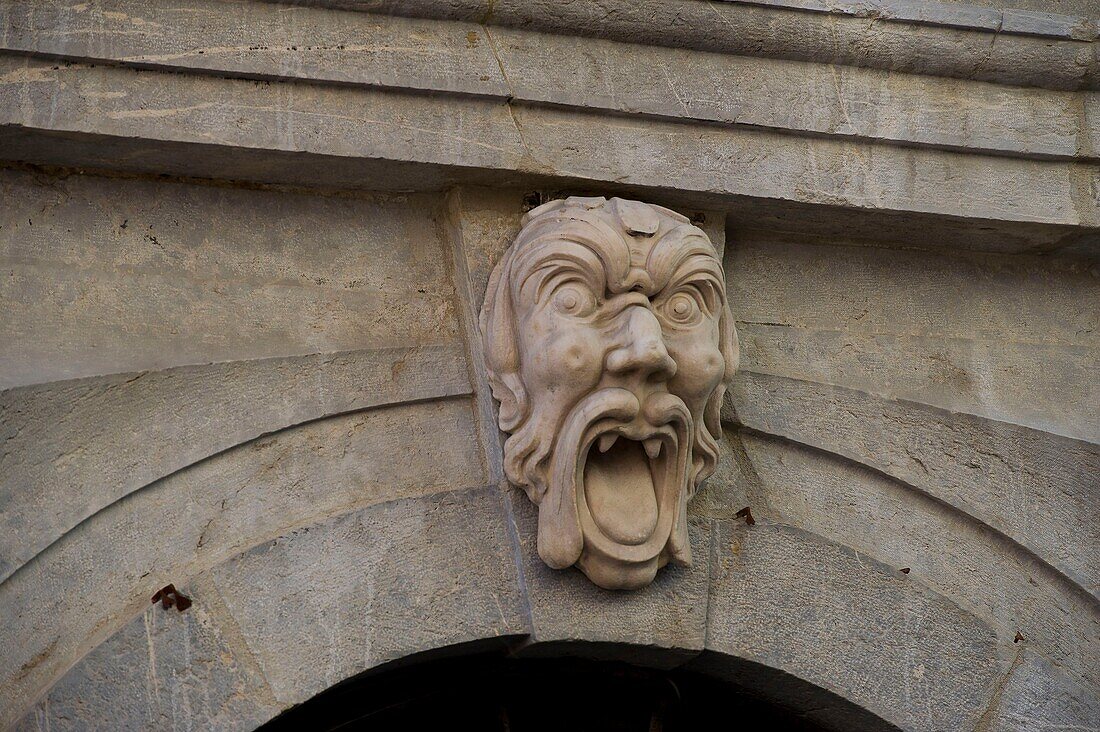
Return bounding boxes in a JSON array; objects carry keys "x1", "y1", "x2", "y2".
[{"x1": 551, "y1": 388, "x2": 693, "y2": 454}]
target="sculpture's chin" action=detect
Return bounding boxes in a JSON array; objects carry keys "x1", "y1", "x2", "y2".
[{"x1": 576, "y1": 551, "x2": 665, "y2": 591}]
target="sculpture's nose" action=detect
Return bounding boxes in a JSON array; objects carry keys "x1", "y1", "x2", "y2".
[{"x1": 605, "y1": 306, "x2": 677, "y2": 381}]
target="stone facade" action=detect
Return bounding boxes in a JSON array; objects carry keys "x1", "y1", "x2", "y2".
[{"x1": 0, "y1": 1, "x2": 1097, "y2": 730}]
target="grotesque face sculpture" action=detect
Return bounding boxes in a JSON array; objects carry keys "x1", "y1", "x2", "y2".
[{"x1": 480, "y1": 197, "x2": 738, "y2": 590}]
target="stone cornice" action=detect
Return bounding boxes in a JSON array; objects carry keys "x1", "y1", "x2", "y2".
[{"x1": 275, "y1": 0, "x2": 1100, "y2": 89}]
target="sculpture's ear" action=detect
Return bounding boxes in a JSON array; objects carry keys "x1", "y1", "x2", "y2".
[
  {"x1": 688, "y1": 298, "x2": 739, "y2": 495},
  {"x1": 479, "y1": 250, "x2": 527, "y2": 431},
  {"x1": 719, "y1": 298, "x2": 740, "y2": 381}
]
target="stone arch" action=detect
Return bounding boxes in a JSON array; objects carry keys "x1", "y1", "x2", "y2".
[
  {"x1": 10, "y1": 456, "x2": 1052, "y2": 731},
  {"x1": 3, "y1": 178, "x2": 1096, "y2": 732},
  {"x1": 256, "y1": 643, "x2": 901, "y2": 731}
]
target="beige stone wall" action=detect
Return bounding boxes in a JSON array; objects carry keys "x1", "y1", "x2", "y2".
[{"x1": 0, "y1": 1, "x2": 1096, "y2": 730}]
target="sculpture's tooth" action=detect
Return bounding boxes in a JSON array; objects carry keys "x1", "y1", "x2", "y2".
[
  {"x1": 598, "y1": 433, "x2": 618, "y2": 453},
  {"x1": 644, "y1": 438, "x2": 662, "y2": 459}
]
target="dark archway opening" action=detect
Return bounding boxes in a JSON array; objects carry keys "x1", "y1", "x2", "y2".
[{"x1": 260, "y1": 642, "x2": 839, "y2": 731}]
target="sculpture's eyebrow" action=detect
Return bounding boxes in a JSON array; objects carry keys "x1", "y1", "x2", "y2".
[
  {"x1": 645, "y1": 229, "x2": 722, "y2": 293},
  {"x1": 663, "y1": 254, "x2": 726, "y2": 310},
  {"x1": 664, "y1": 253, "x2": 724, "y2": 289},
  {"x1": 514, "y1": 242, "x2": 607, "y2": 301}
]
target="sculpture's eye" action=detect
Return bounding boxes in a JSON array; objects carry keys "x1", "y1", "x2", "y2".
[
  {"x1": 663, "y1": 291, "x2": 702, "y2": 326},
  {"x1": 552, "y1": 283, "x2": 597, "y2": 317}
]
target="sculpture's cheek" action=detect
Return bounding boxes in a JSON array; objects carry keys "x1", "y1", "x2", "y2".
[
  {"x1": 667, "y1": 331, "x2": 725, "y2": 403},
  {"x1": 521, "y1": 317, "x2": 605, "y2": 394}
]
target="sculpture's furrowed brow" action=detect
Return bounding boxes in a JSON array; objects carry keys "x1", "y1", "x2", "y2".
[
  {"x1": 661, "y1": 254, "x2": 726, "y2": 311},
  {"x1": 646, "y1": 230, "x2": 721, "y2": 292},
  {"x1": 646, "y1": 231, "x2": 726, "y2": 290},
  {"x1": 514, "y1": 242, "x2": 607, "y2": 303}
]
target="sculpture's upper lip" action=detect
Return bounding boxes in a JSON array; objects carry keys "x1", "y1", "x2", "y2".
[
  {"x1": 589, "y1": 421, "x2": 672, "y2": 460},
  {"x1": 590, "y1": 421, "x2": 670, "y2": 440}
]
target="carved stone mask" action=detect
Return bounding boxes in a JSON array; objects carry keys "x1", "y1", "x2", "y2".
[{"x1": 480, "y1": 196, "x2": 739, "y2": 589}]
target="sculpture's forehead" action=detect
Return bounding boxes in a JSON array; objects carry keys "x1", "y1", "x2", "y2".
[{"x1": 513, "y1": 212, "x2": 719, "y2": 296}]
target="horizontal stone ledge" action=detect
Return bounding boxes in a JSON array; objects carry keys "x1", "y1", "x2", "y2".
[
  {"x1": 286, "y1": 0, "x2": 1099, "y2": 90},
  {"x1": 723, "y1": 0, "x2": 1097, "y2": 41},
  {"x1": 1, "y1": 150, "x2": 1091, "y2": 262},
  {"x1": 2, "y1": 0, "x2": 1093, "y2": 162},
  {"x1": 0, "y1": 59, "x2": 1095, "y2": 230}
]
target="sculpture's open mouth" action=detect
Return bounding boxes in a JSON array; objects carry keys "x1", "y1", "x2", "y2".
[
  {"x1": 563, "y1": 390, "x2": 691, "y2": 566},
  {"x1": 581, "y1": 429, "x2": 673, "y2": 547},
  {"x1": 537, "y1": 388, "x2": 694, "y2": 588}
]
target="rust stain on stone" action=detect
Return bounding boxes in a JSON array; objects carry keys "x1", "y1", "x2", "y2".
[{"x1": 151, "y1": 584, "x2": 192, "y2": 612}]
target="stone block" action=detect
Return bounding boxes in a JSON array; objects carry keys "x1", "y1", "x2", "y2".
[
  {"x1": 0, "y1": 343, "x2": 471, "y2": 583},
  {"x1": 736, "y1": 433, "x2": 1098, "y2": 687},
  {"x1": 491, "y1": 26, "x2": 1083, "y2": 159},
  {"x1": 208, "y1": 487, "x2": 529, "y2": 705},
  {"x1": 0, "y1": 398, "x2": 485, "y2": 726},
  {"x1": 0, "y1": 0, "x2": 509, "y2": 97},
  {"x1": 14, "y1": 603, "x2": 280, "y2": 732},
  {"x1": 0, "y1": 168, "x2": 461, "y2": 387},
  {"x1": 979, "y1": 649, "x2": 1100, "y2": 732},
  {"x1": 706, "y1": 520, "x2": 1005, "y2": 732},
  {"x1": 732, "y1": 372, "x2": 1100, "y2": 594}
]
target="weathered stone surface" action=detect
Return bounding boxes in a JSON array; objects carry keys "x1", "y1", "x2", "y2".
[
  {"x1": 682, "y1": 650, "x2": 900, "y2": 731},
  {"x1": 490, "y1": 28, "x2": 1090, "y2": 160},
  {"x1": 4, "y1": 0, "x2": 1090, "y2": 160},
  {"x1": 0, "y1": 343, "x2": 470, "y2": 583},
  {"x1": 1, "y1": 57, "x2": 1095, "y2": 231},
  {"x1": 1000, "y1": 7, "x2": 1096, "y2": 39},
  {"x1": 727, "y1": 237, "x2": 1097, "y2": 348},
  {"x1": 726, "y1": 237, "x2": 1100, "y2": 441},
  {"x1": 740, "y1": 327, "x2": 1097, "y2": 440},
  {"x1": 440, "y1": 187, "x2": 526, "y2": 484},
  {"x1": 736, "y1": 433, "x2": 1098, "y2": 689},
  {"x1": 209, "y1": 487, "x2": 529, "y2": 706},
  {"x1": 0, "y1": 398, "x2": 485, "y2": 727},
  {"x1": 0, "y1": 167, "x2": 460, "y2": 387},
  {"x1": 14, "y1": 602, "x2": 280, "y2": 732},
  {"x1": 0, "y1": 0, "x2": 1096, "y2": 727},
  {"x1": 732, "y1": 373, "x2": 1100, "y2": 595},
  {"x1": 978, "y1": 648, "x2": 1100, "y2": 732},
  {"x1": 513, "y1": 104, "x2": 1097, "y2": 228},
  {"x1": 0, "y1": 0, "x2": 509, "y2": 98},
  {"x1": 740, "y1": 0, "x2": 1098, "y2": 40},
  {"x1": 295, "y1": 0, "x2": 1099, "y2": 89},
  {"x1": 506, "y1": 487, "x2": 711, "y2": 661},
  {"x1": 706, "y1": 520, "x2": 1007, "y2": 731},
  {"x1": 688, "y1": 428, "x2": 770, "y2": 521}
]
